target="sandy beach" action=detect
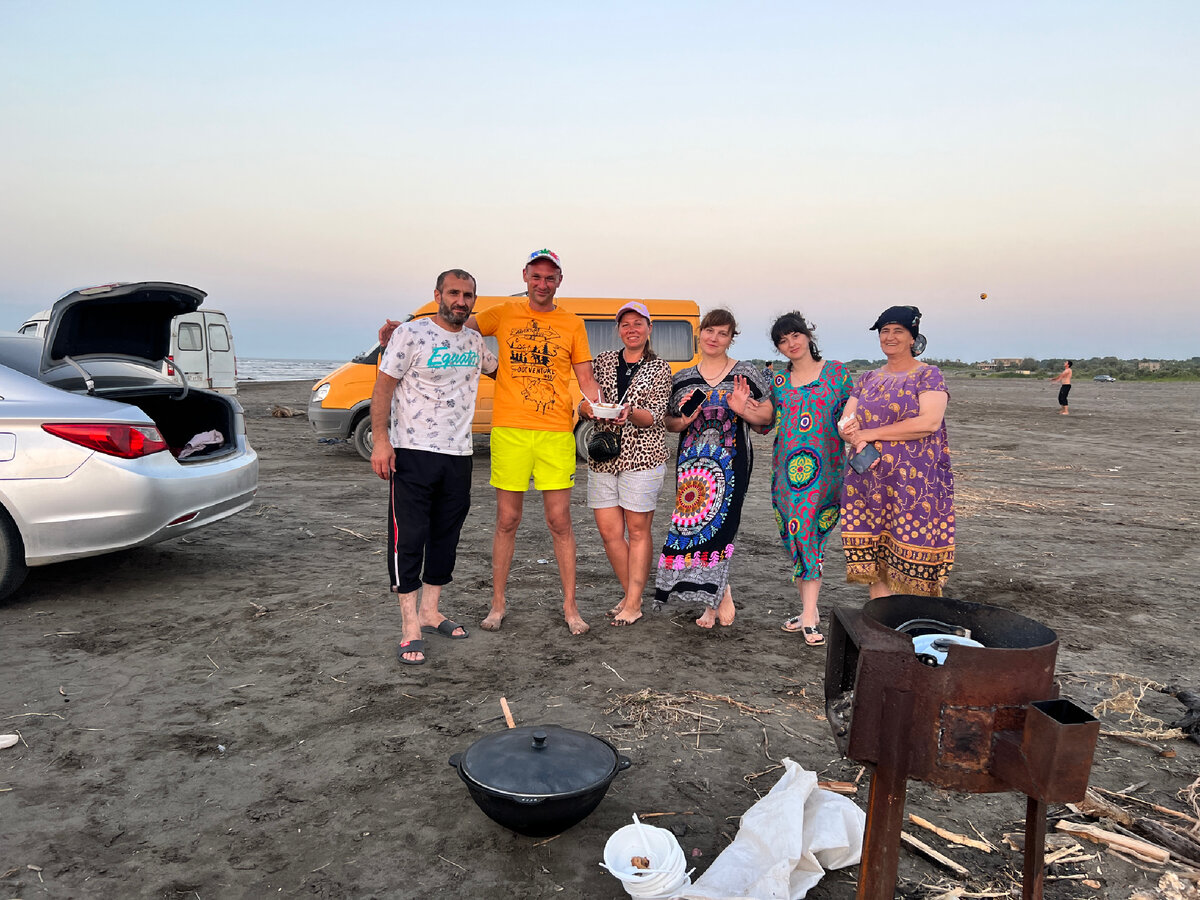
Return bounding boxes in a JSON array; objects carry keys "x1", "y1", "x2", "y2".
[{"x1": 2, "y1": 376, "x2": 1197, "y2": 899}]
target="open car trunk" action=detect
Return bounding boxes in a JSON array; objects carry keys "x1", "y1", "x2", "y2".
[{"x1": 102, "y1": 386, "x2": 239, "y2": 461}]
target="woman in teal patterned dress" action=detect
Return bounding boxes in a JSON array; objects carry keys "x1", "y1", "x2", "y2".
[{"x1": 769, "y1": 312, "x2": 850, "y2": 646}]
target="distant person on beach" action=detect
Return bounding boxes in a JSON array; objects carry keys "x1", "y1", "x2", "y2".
[
  {"x1": 838, "y1": 306, "x2": 954, "y2": 598},
  {"x1": 379, "y1": 249, "x2": 601, "y2": 635},
  {"x1": 1050, "y1": 360, "x2": 1072, "y2": 415},
  {"x1": 578, "y1": 301, "x2": 672, "y2": 627},
  {"x1": 370, "y1": 269, "x2": 498, "y2": 666},
  {"x1": 654, "y1": 308, "x2": 772, "y2": 629},
  {"x1": 766, "y1": 312, "x2": 851, "y2": 647}
]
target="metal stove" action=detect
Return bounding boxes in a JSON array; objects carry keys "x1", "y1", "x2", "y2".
[{"x1": 825, "y1": 595, "x2": 1100, "y2": 900}]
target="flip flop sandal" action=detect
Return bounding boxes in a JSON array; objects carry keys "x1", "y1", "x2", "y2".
[
  {"x1": 421, "y1": 619, "x2": 469, "y2": 639},
  {"x1": 781, "y1": 615, "x2": 806, "y2": 633},
  {"x1": 801, "y1": 626, "x2": 826, "y2": 647},
  {"x1": 397, "y1": 639, "x2": 426, "y2": 665}
]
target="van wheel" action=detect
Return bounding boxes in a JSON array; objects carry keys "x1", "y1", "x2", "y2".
[
  {"x1": 352, "y1": 415, "x2": 374, "y2": 462},
  {"x1": 574, "y1": 420, "x2": 595, "y2": 462},
  {"x1": 0, "y1": 508, "x2": 28, "y2": 601}
]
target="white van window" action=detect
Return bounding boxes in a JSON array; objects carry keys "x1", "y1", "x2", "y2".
[
  {"x1": 208, "y1": 324, "x2": 231, "y2": 352},
  {"x1": 178, "y1": 322, "x2": 204, "y2": 351},
  {"x1": 584, "y1": 319, "x2": 693, "y2": 362},
  {"x1": 19, "y1": 322, "x2": 41, "y2": 336}
]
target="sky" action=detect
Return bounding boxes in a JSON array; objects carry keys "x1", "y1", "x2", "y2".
[{"x1": 1, "y1": 1, "x2": 1197, "y2": 364}]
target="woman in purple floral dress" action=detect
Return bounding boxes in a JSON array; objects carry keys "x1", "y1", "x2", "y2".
[{"x1": 838, "y1": 306, "x2": 954, "y2": 597}]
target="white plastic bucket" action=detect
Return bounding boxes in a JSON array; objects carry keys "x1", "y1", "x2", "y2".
[{"x1": 603, "y1": 817, "x2": 692, "y2": 899}]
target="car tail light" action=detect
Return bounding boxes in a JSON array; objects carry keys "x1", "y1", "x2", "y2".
[
  {"x1": 166, "y1": 355, "x2": 176, "y2": 376},
  {"x1": 43, "y1": 423, "x2": 169, "y2": 459}
]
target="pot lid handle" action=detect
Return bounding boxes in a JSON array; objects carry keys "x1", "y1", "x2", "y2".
[{"x1": 531, "y1": 730, "x2": 548, "y2": 750}]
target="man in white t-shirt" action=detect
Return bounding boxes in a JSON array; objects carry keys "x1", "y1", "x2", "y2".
[{"x1": 370, "y1": 269, "x2": 498, "y2": 666}]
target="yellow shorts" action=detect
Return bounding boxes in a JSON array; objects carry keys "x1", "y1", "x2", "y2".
[{"x1": 490, "y1": 427, "x2": 577, "y2": 492}]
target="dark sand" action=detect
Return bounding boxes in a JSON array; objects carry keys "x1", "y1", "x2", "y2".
[{"x1": 2, "y1": 377, "x2": 1197, "y2": 898}]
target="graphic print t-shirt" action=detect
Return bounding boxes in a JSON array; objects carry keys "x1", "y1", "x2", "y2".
[
  {"x1": 378, "y1": 317, "x2": 498, "y2": 455},
  {"x1": 474, "y1": 301, "x2": 591, "y2": 432}
]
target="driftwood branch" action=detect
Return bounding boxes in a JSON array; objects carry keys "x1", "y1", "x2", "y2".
[
  {"x1": 1055, "y1": 820, "x2": 1170, "y2": 864},
  {"x1": 908, "y1": 814, "x2": 994, "y2": 853},
  {"x1": 900, "y1": 831, "x2": 970, "y2": 876}
]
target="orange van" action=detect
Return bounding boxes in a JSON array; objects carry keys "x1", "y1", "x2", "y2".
[{"x1": 308, "y1": 296, "x2": 700, "y2": 460}]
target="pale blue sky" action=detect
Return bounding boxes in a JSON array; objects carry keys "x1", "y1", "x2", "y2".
[{"x1": 2, "y1": 1, "x2": 1196, "y2": 363}]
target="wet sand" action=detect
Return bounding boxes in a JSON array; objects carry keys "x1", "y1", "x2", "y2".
[{"x1": 2, "y1": 377, "x2": 1197, "y2": 898}]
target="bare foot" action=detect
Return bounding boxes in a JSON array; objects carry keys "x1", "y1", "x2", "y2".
[
  {"x1": 607, "y1": 602, "x2": 624, "y2": 618},
  {"x1": 566, "y1": 614, "x2": 590, "y2": 635},
  {"x1": 611, "y1": 609, "x2": 642, "y2": 626},
  {"x1": 480, "y1": 608, "x2": 506, "y2": 632},
  {"x1": 696, "y1": 607, "x2": 717, "y2": 629},
  {"x1": 717, "y1": 590, "x2": 736, "y2": 626}
]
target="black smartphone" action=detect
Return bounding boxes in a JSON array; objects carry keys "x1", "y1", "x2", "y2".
[
  {"x1": 849, "y1": 443, "x2": 881, "y2": 474},
  {"x1": 679, "y1": 388, "x2": 706, "y2": 416}
]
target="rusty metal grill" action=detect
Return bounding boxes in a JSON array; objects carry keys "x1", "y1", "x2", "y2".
[{"x1": 824, "y1": 595, "x2": 1100, "y2": 900}]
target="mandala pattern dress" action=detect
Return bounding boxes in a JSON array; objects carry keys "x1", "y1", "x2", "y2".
[
  {"x1": 654, "y1": 361, "x2": 769, "y2": 610},
  {"x1": 770, "y1": 361, "x2": 851, "y2": 581},
  {"x1": 840, "y1": 365, "x2": 955, "y2": 595}
]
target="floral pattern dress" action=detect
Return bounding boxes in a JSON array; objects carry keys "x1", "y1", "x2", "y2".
[
  {"x1": 770, "y1": 361, "x2": 851, "y2": 581},
  {"x1": 840, "y1": 365, "x2": 955, "y2": 595},
  {"x1": 654, "y1": 361, "x2": 769, "y2": 610}
]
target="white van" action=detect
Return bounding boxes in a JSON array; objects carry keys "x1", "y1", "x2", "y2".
[{"x1": 20, "y1": 304, "x2": 238, "y2": 395}]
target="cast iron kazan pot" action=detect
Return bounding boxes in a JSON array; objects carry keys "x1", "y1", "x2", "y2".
[{"x1": 449, "y1": 725, "x2": 632, "y2": 837}]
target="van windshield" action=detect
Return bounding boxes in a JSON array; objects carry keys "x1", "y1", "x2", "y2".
[
  {"x1": 584, "y1": 319, "x2": 695, "y2": 362},
  {"x1": 352, "y1": 344, "x2": 382, "y2": 365}
]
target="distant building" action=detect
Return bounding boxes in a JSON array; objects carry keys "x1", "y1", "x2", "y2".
[
  {"x1": 993, "y1": 358, "x2": 1023, "y2": 368},
  {"x1": 975, "y1": 361, "x2": 998, "y2": 371},
  {"x1": 1138, "y1": 360, "x2": 1162, "y2": 371}
]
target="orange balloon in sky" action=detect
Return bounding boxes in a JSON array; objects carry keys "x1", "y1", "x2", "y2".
[{"x1": 980, "y1": 292, "x2": 988, "y2": 299}]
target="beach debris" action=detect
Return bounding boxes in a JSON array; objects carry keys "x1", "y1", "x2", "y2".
[
  {"x1": 1131, "y1": 873, "x2": 1200, "y2": 900},
  {"x1": 1160, "y1": 684, "x2": 1200, "y2": 744},
  {"x1": 900, "y1": 831, "x2": 970, "y2": 877},
  {"x1": 979, "y1": 292, "x2": 988, "y2": 299},
  {"x1": 1055, "y1": 820, "x2": 1170, "y2": 864},
  {"x1": 500, "y1": 697, "x2": 515, "y2": 729},
  {"x1": 907, "y1": 813, "x2": 995, "y2": 853},
  {"x1": 332, "y1": 525, "x2": 373, "y2": 542},
  {"x1": 270, "y1": 404, "x2": 303, "y2": 417},
  {"x1": 817, "y1": 780, "x2": 859, "y2": 795},
  {"x1": 630, "y1": 856, "x2": 650, "y2": 869},
  {"x1": 0, "y1": 734, "x2": 19, "y2": 750},
  {"x1": 1069, "y1": 787, "x2": 1200, "y2": 869}
]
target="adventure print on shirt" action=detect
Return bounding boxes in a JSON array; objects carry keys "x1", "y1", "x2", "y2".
[
  {"x1": 507, "y1": 319, "x2": 564, "y2": 415},
  {"x1": 474, "y1": 301, "x2": 591, "y2": 432}
]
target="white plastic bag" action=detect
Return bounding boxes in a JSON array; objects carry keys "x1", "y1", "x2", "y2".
[{"x1": 678, "y1": 758, "x2": 865, "y2": 900}]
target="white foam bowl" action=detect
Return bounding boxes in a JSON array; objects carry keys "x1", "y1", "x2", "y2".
[
  {"x1": 604, "y1": 823, "x2": 685, "y2": 880},
  {"x1": 592, "y1": 403, "x2": 623, "y2": 420}
]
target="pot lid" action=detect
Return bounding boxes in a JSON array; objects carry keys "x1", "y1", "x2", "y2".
[{"x1": 459, "y1": 725, "x2": 618, "y2": 797}]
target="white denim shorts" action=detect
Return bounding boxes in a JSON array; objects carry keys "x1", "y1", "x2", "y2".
[{"x1": 586, "y1": 464, "x2": 667, "y2": 513}]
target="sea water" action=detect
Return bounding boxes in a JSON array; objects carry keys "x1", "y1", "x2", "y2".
[{"x1": 236, "y1": 358, "x2": 344, "y2": 382}]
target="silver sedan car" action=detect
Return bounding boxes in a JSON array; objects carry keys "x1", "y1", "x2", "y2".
[{"x1": 0, "y1": 282, "x2": 258, "y2": 600}]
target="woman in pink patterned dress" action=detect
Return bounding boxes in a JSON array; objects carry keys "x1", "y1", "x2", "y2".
[{"x1": 837, "y1": 306, "x2": 954, "y2": 597}]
